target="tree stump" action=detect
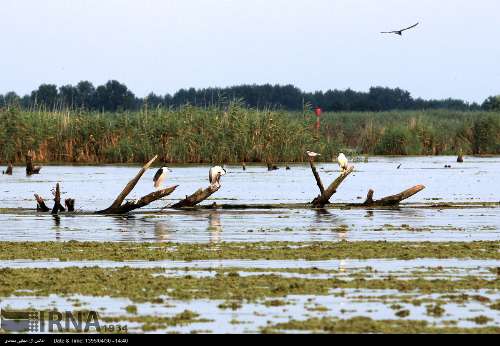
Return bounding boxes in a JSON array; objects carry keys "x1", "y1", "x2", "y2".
[
  {"x1": 51, "y1": 183, "x2": 66, "y2": 215},
  {"x1": 26, "y1": 151, "x2": 42, "y2": 175},
  {"x1": 34, "y1": 194, "x2": 50, "y2": 212},
  {"x1": 3, "y1": 162, "x2": 13, "y2": 175}
]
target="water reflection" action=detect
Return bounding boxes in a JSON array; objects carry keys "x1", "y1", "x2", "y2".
[
  {"x1": 208, "y1": 211, "x2": 222, "y2": 244},
  {"x1": 154, "y1": 222, "x2": 171, "y2": 241}
]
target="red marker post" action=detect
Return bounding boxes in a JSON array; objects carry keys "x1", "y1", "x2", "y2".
[{"x1": 314, "y1": 107, "x2": 322, "y2": 130}]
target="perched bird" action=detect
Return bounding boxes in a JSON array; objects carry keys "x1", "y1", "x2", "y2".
[
  {"x1": 209, "y1": 166, "x2": 227, "y2": 186},
  {"x1": 381, "y1": 22, "x2": 419, "y2": 36},
  {"x1": 337, "y1": 153, "x2": 349, "y2": 172},
  {"x1": 306, "y1": 151, "x2": 321, "y2": 158},
  {"x1": 153, "y1": 167, "x2": 170, "y2": 189}
]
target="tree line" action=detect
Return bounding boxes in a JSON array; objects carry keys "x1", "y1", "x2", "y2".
[{"x1": 1, "y1": 80, "x2": 499, "y2": 112}]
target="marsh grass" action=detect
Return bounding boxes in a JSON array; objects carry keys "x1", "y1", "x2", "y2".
[{"x1": 1, "y1": 105, "x2": 499, "y2": 164}]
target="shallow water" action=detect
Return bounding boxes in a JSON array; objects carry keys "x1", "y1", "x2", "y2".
[
  {"x1": 2, "y1": 289, "x2": 498, "y2": 333},
  {"x1": 1, "y1": 156, "x2": 500, "y2": 333},
  {"x1": 0, "y1": 207, "x2": 498, "y2": 243},
  {"x1": 1, "y1": 156, "x2": 499, "y2": 210}
]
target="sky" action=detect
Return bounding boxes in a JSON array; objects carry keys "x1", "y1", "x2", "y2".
[{"x1": 1, "y1": 0, "x2": 499, "y2": 103}]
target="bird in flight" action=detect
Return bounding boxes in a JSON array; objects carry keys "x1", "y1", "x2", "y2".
[{"x1": 381, "y1": 22, "x2": 419, "y2": 36}]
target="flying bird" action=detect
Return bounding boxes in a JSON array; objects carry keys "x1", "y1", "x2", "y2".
[
  {"x1": 209, "y1": 166, "x2": 227, "y2": 186},
  {"x1": 153, "y1": 167, "x2": 170, "y2": 189},
  {"x1": 306, "y1": 151, "x2": 321, "y2": 158},
  {"x1": 337, "y1": 153, "x2": 349, "y2": 173},
  {"x1": 381, "y1": 22, "x2": 419, "y2": 36}
]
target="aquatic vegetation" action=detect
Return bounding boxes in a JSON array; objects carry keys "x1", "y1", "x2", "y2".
[
  {"x1": 1, "y1": 241, "x2": 499, "y2": 261},
  {"x1": 261, "y1": 316, "x2": 500, "y2": 334},
  {"x1": 1, "y1": 107, "x2": 499, "y2": 164},
  {"x1": 0, "y1": 267, "x2": 499, "y2": 303}
]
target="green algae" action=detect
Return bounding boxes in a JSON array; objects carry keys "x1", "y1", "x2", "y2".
[
  {"x1": 0, "y1": 267, "x2": 498, "y2": 303},
  {"x1": 102, "y1": 310, "x2": 211, "y2": 332},
  {"x1": 261, "y1": 316, "x2": 500, "y2": 334},
  {"x1": 1, "y1": 240, "x2": 500, "y2": 261}
]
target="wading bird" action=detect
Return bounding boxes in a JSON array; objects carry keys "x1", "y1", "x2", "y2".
[
  {"x1": 381, "y1": 22, "x2": 419, "y2": 36},
  {"x1": 306, "y1": 151, "x2": 321, "y2": 158},
  {"x1": 209, "y1": 166, "x2": 227, "y2": 187},
  {"x1": 153, "y1": 167, "x2": 170, "y2": 189},
  {"x1": 337, "y1": 153, "x2": 349, "y2": 173}
]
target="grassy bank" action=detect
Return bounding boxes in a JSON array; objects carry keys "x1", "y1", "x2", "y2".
[{"x1": 1, "y1": 105, "x2": 499, "y2": 164}]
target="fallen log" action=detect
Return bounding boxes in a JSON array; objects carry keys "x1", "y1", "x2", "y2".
[
  {"x1": 96, "y1": 155, "x2": 178, "y2": 214},
  {"x1": 171, "y1": 184, "x2": 221, "y2": 209},
  {"x1": 103, "y1": 186, "x2": 178, "y2": 214},
  {"x1": 98, "y1": 155, "x2": 157, "y2": 213},
  {"x1": 360, "y1": 185, "x2": 426, "y2": 207},
  {"x1": 34, "y1": 194, "x2": 50, "y2": 212},
  {"x1": 311, "y1": 166, "x2": 354, "y2": 208}
]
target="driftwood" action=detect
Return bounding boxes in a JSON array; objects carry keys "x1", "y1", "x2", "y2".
[
  {"x1": 96, "y1": 155, "x2": 177, "y2": 214},
  {"x1": 311, "y1": 166, "x2": 355, "y2": 208},
  {"x1": 360, "y1": 185, "x2": 426, "y2": 207},
  {"x1": 308, "y1": 159, "x2": 325, "y2": 195},
  {"x1": 171, "y1": 184, "x2": 221, "y2": 209},
  {"x1": 103, "y1": 186, "x2": 178, "y2": 214},
  {"x1": 51, "y1": 183, "x2": 66, "y2": 215},
  {"x1": 34, "y1": 194, "x2": 50, "y2": 212},
  {"x1": 26, "y1": 151, "x2": 42, "y2": 175}
]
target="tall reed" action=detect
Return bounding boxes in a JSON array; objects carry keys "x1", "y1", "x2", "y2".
[{"x1": 0, "y1": 105, "x2": 499, "y2": 164}]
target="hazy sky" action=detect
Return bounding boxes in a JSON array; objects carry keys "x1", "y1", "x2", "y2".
[{"x1": 1, "y1": 0, "x2": 499, "y2": 102}]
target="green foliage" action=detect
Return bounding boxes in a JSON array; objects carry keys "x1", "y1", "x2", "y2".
[
  {"x1": 472, "y1": 116, "x2": 500, "y2": 154},
  {"x1": 481, "y1": 95, "x2": 500, "y2": 111},
  {"x1": 0, "y1": 81, "x2": 491, "y2": 112},
  {"x1": 0, "y1": 107, "x2": 499, "y2": 164}
]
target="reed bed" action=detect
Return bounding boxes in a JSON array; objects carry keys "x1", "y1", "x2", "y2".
[{"x1": 0, "y1": 105, "x2": 499, "y2": 164}]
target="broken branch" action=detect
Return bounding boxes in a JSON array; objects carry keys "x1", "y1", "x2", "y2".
[
  {"x1": 100, "y1": 155, "x2": 158, "y2": 213},
  {"x1": 311, "y1": 166, "x2": 354, "y2": 208}
]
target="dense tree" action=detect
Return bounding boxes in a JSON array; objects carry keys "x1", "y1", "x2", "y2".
[
  {"x1": 93, "y1": 80, "x2": 136, "y2": 111},
  {"x1": 482, "y1": 96, "x2": 500, "y2": 111},
  {"x1": 75, "y1": 81, "x2": 96, "y2": 109},
  {"x1": 31, "y1": 84, "x2": 58, "y2": 109},
  {"x1": 3, "y1": 92, "x2": 21, "y2": 106},
  {"x1": 0, "y1": 81, "x2": 496, "y2": 112}
]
